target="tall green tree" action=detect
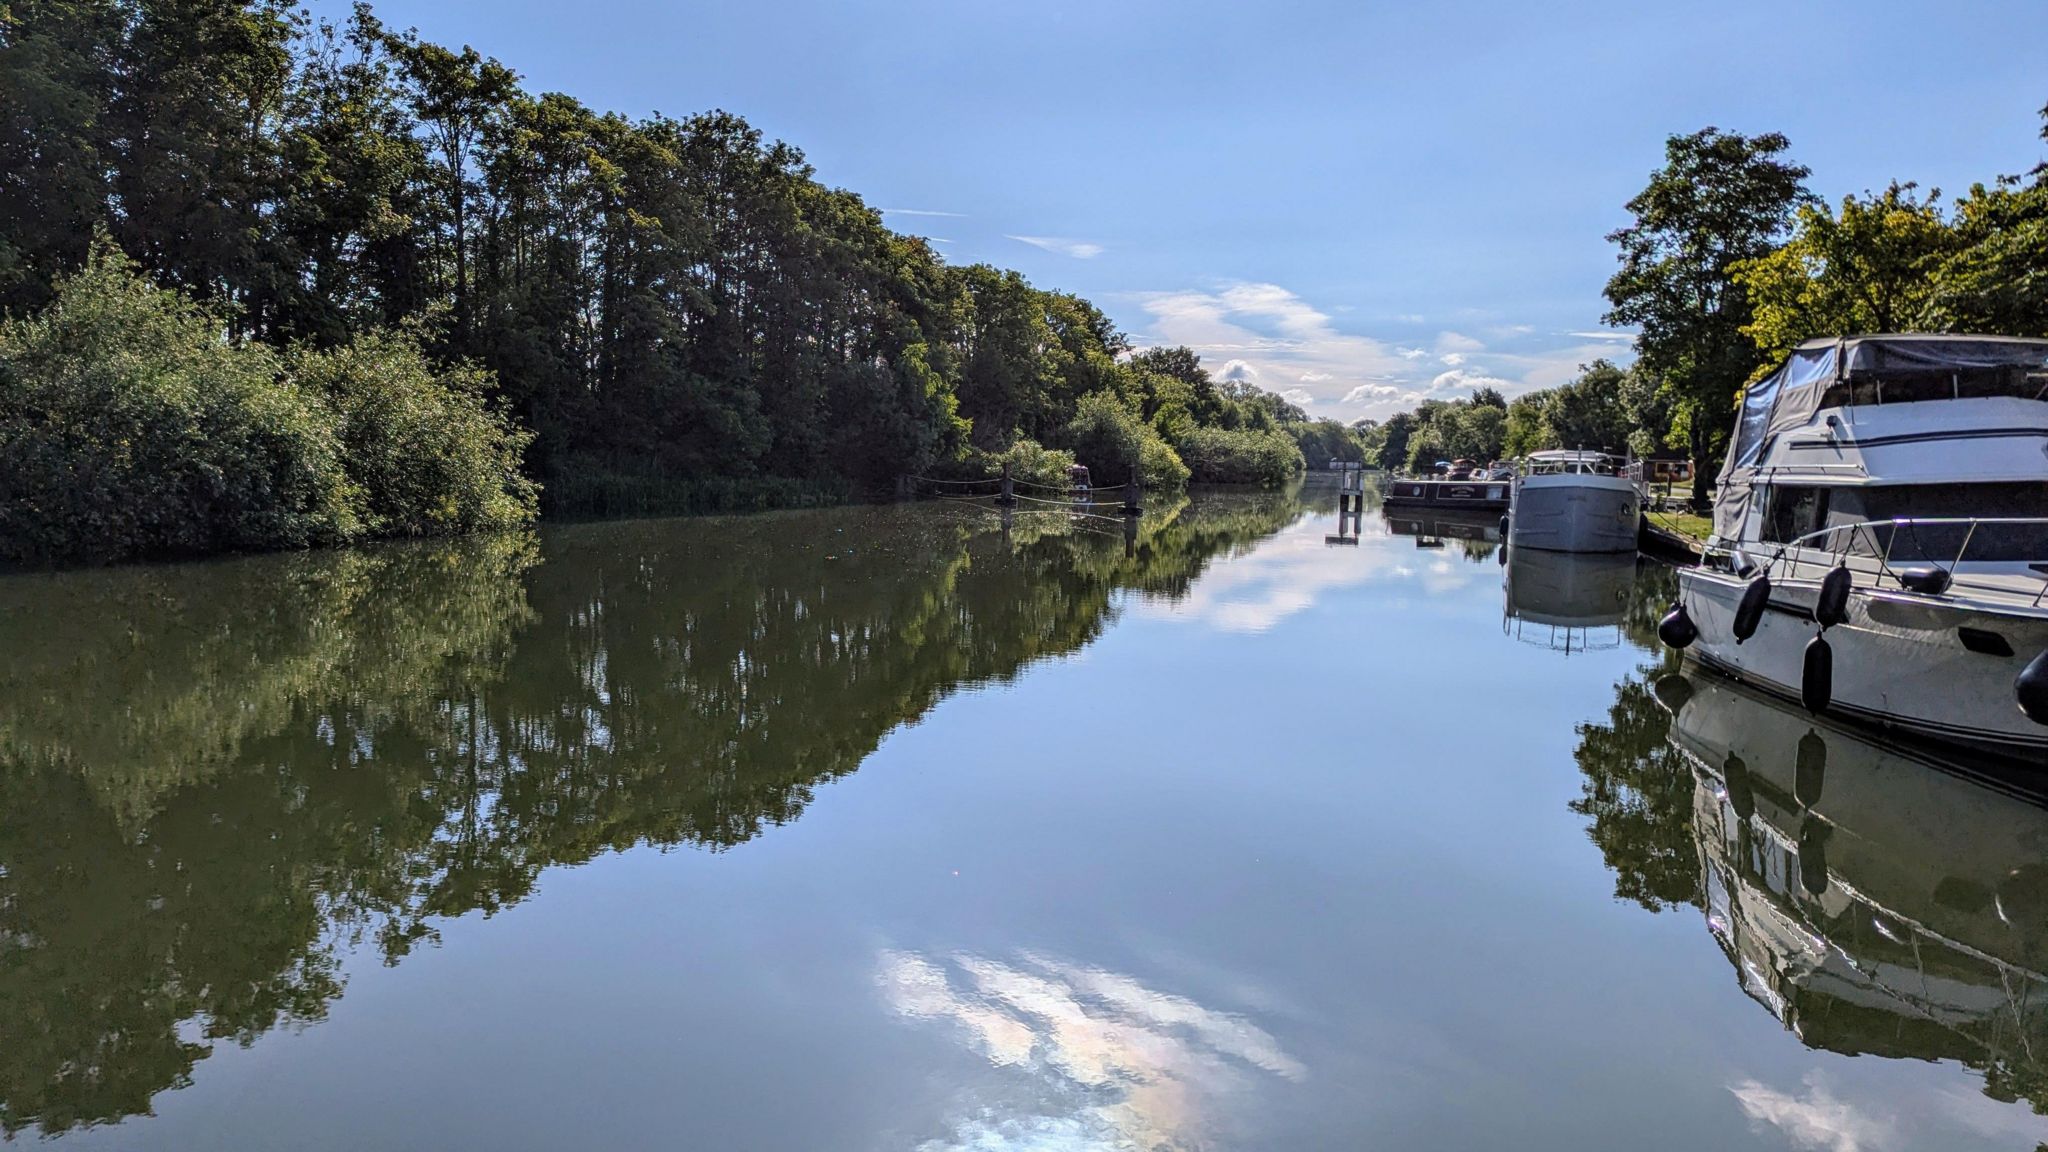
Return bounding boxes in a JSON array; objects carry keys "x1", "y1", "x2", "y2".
[
  {"x1": 1545, "y1": 359, "x2": 1633, "y2": 453},
  {"x1": 1604, "y1": 128, "x2": 1811, "y2": 508},
  {"x1": 380, "y1": 28, "x2": 517, "y2": 349},
  {"x1": 1732, "y1": 183, "x2": 1958, "y2": 365},
  {"x1": 1502, "y1": 390, "x2": 1553, "y2": 457},
  {"x1": 1927, "y1": 107, "x2": 2048, "y2": 336},
  {"x1": 106, "y1": 0, "x2": 300, "y2": 333},
  {"x1": 273, "y1": 4, "x2": 431, "y2": 342},
  {"x1": 0, "y1": 0, "x2": 124, "y2": 313}
]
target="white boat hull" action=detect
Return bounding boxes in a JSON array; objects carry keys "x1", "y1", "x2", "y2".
[
  {"x1": 1679, "y1": 567, "x2": 2048, "y2": 755},
  {"x1": 1509, "y1": 478, "x2": 1639, "y2": 553}
]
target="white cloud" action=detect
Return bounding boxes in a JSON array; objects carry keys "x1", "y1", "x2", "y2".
[
  {"x1": 1132, "y1": 280, "x2": 1631, "y2": 422},
  {"x1": 1730, "y1": 1074, "x2": 1896, "y2": 1152},
  {"x1": 1343, "y1": 383, "x2": 1407, "y2": 404},
  {"x1": 1134, "y1": 283, "x2": 1422, "y2": 419},
  {"x1": 1007, "y1": 235, "x2": 1105, "y2": 259},
  {"x1": 1428, "y1": 368, "x2": 1515, "y2": 397},
  {"x1": 880, "y1": 207, "x2": 966, "y2": 218},
  {"x1": 1278, "y1": 388, "x2": 1315, "y2": 406},
  {"x1": 1567, "y1": 330, "x2": 1637, "y2": 342}
]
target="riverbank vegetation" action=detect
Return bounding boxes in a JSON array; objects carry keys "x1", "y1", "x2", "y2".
[
  {"x1": 1365, "y1": 105, "x2": 2048, "y2": 504},
  {"x1": 0, "y1": 0, "x2": 1329, "y2": 564},
  {"x1": 0, "y1": 245, "x2": 536, "y2": 565}
]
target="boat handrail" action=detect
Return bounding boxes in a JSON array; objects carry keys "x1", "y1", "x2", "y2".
[{"x1": 1702, "y1": 515, "x2": 2048, "y2": 602}]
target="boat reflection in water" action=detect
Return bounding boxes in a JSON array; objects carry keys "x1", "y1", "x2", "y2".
[
  {"x1": 1382, "y1": 509, "x2": 1501, "y2": 561},
  {"x1": 1661, "y1": 671, "x2": 2048, "y2": 1105},
  {"x1": 1502, "y1": 549, "x2": 1639, "y2": 654}
]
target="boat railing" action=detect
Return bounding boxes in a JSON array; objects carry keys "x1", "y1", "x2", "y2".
[{"x1": 1703, "y1": 516, "x2": 2048, "y2": 603}]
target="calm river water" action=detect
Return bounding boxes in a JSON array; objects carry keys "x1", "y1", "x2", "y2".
[{"x1": 5, "y1": 481, "x2": 2047, "y2": 1150}]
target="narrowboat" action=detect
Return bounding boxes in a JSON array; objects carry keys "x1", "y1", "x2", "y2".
[{"x1": 1382, "y1": 476, "x2": 1512, "y2": 512}]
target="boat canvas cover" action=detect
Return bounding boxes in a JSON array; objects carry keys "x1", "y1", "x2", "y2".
[
  {"x1": 1713, "y1": 344, "x2": 1835, "y2": 540},
  {"x1": 1711, "y1": 336, "x2": 2048, "y2": 540}
]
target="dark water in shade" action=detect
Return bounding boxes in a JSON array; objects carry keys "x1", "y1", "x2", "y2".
[{"x1": 4, "y1": 480, "x2": 2047, "y2": 1151}]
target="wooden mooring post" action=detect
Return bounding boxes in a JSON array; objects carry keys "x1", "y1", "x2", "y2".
[
  {"x1": 996, "y1": 462, "x2": 1017, "y2": 507},
  {"x1": 1122, "y1": 464, "x2": 1142, "y2": 516}
]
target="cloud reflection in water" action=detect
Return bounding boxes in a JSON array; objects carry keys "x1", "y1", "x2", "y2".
[
  {"x1": 1132, "y1": 521, "x2": 1483, "y2": 635},
  {"x1": 878, "y1": 950, "x2": 1304, "y2": 1151}
]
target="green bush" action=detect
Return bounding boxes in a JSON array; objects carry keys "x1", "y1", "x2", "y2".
[
  {"x1": 1061, "y1": 391, "x2": 1188, "y2": 490},
  {"x1": 1174, "y1": 426, "x2": 1306, "y2": 486},
  {"x1": 1140, "y1": 433, "x2": 1191, "y2": 490},
  {"x1": 990, "y1": 438, "x2": 1079, "y2": 488},
  {"x1": 0, "y1": 246, "x2": 355, "y2": 564},
  {"x1": 294, "y1": 330, "x2": 538, "y2": 536},
  {"x1": 0, "y1": 244, "x2": 540, "y2": 566}
]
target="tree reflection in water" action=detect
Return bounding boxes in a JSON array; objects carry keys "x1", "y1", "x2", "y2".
[
  {"x1": 1572, "y1": 568, "x2": 2048, "y2": 1114},
  {"x1": 0, "y1": 491, "x2": 1307, "y2": 1136}
]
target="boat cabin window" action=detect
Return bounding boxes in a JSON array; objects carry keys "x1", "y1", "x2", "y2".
[
  {"x1": 1819, "y1": 365, "x2": 2048, "y2": 409},
  {"x1": 1763, "y1": 485, "x2": 1829, "y2": 544},
  {"x1": 1528, "y1": 457, "x2": 1616, "y2": 476},
  {"x1": 1767, "y1": 482, "x2": 2048, "y2": 561}
]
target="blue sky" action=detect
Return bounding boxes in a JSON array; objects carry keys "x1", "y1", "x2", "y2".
[{"x1": 327, "y1": 0, "x2": 2048, "y2": 422}]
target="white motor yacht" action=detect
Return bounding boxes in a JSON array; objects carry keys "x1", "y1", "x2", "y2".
[
  {"x1": 1663, "y1": 334, "x2": 2048, "y2": 756},
  {"x1": 1508, "y1": 450, "x2": 1643, "y2": 554}
]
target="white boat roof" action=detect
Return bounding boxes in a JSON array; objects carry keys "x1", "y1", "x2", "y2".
[
  {"x1": 1527, "y1": 450, "x2": 1614, "y2": 462},
  {"x1": 1713, "y1": 333, "x2": 2048, "y2": 538}
]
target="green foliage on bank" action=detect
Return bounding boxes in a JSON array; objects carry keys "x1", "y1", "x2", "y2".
[
  {"x1": 0, "y1": 246, "x2": 536, "y2": 565},
  {"x1": 1064, "y1": 392, "x2": 1191, "y2": 490},
  {"x1": 1174, "y1": 426, "x2": 1306, "y2": 486}
]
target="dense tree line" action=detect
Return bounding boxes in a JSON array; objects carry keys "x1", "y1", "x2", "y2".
[
  {"x1": 0, "y1": 0, "x2": 1324, "y2": 562},
  {"x1": 1364, "y1": 103, "x2": 2048, "y2": 496}
]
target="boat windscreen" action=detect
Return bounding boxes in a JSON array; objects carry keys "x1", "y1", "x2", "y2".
[
  {"x1": 1820, "y1": 363, "x2": 2048, "y2": 408},
  {"x1": 1820, "y1": 482, "x2": 2048, "y2": 563}
]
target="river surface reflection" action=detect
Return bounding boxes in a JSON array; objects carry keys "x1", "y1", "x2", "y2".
[{"x1": 3, "y1": 481, "x2": 2045, "y2": 1149}]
